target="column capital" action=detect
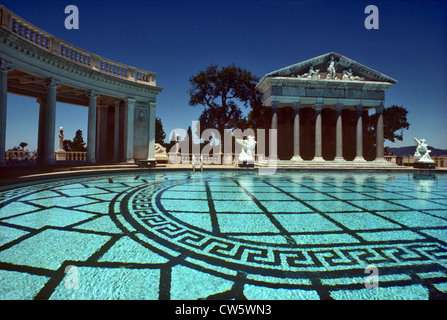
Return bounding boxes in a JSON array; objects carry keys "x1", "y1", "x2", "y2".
[
  {"x1": 315, "y1": 103, "x2": 323, "y2": 112},
  {"x1": 355, "y1": 104, "x2": 364, "y2": 112},
  {"x1": 336, "y1": 102, "x2": 344, "y2": 113},
  {"x1": 86, "y1": 90, "x2": 100, "y2": 98},
  {"x1": 271, "y1": 101, "x2": 278, "y2": 111},
  {"x1": 0, "y1": 60, "x2": 14, "y2": 73},
  {"x1": 45, "y1": 78, "x2": 61, "y2": 88},
  {"x1": 293, "y1": 101, "x2": 300, "y2": 110},
  {"x1": 376, "y1": 103, "x2": 384, "y2": 113},
  {"x1": 149, "y1": 101, "x2": 156, "y2": 109},
  {"x1": 124, "y1": 98, "x2": 136, "y2": 107}
]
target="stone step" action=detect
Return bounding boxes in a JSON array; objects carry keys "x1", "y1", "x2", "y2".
[
  {"x1": 256, "y1": 160, "x2": 398, "y2": 168},
  {"x1": 68, "y1": 164, "x2": 139, "y2": 171}
]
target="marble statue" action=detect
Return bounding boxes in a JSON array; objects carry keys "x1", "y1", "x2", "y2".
[
  {"x1": 55, "y1": 126, "x2": 67, "y2": 160},
  {"x1": 300, "y1": 66, "x2": 320, "y2": 79},
  {"x1": 58, "y1": 127, "x2": 64, "y2": 151},
  {"x1": 154, "y1": 143, "x2": 168, "y2": 163},
  {"x1": 236, "y1": 135, "x2": 256, "y2": 163},
  {"x1": 342, "y1": 68, "x2": 364, "y2": 81},
  {"x1": 326, "y1": 56, "x2": 337, "y2": 80},
  {"x1": 413, "y1": 138, "x2": 434, "y2": 163}
]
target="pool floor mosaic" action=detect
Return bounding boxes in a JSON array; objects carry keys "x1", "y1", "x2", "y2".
[{"x1": 0, "y1": 171, "x2": 446, "y2": 300}]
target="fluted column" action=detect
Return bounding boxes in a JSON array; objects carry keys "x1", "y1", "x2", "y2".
[
  {"x1": 113, "y1": 100, "x2": 120, "y2": 162},
  {"x1": 354, "y1": 104, "x2": 365, "y2": 161},
  {"x1": 148, "y1": 102, "x2": 156, "y2": 161},
  {"x1": 86, "y1": 90, "x2": 100, "y2": 163},
  {"x1": 0, "y1": 60, "x2": 13, "y2": 166},
  {"x1": 122, "y1": 98, "x2": 135, "y2": 162},
  {"x1": 334, "y1": 102, "x2": 345, "y2": 161},
  {"x1": 313, "y1": 103, "x2": 324, "y2": 161},
  {"x1": 291, "y1": 102, "x2": 302, "y2": 161},
  {"x1": 38, "y1": 78, "x2": 61, "y2": 164},
  {"x1": 270, "y1": 102, "x2": 278, "y2": 159},
  {"x1": 375, "y1": 103, "x2": 385, "y2": 162}
]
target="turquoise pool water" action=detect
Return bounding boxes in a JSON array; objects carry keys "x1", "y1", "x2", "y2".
[{"x1": 0, "y1": 170, "x2": 446, "y2": 300}]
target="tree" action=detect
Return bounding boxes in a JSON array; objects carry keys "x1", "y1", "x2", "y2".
[
  {"x1": 188, "y1": 63, "x2": 262, "y2": 138},
  {"x1": 71, "y1": 129, "x2": 86, "y2": 151},
  {"x1": 365, "y1": 105, "x2": 410, "y2": 159},
  {"x1": 19, "y1": 142, "x2": 28, "y2": 150},
  {"x1": 155, "y1": 117, "x2": 166, "y2": 145}
]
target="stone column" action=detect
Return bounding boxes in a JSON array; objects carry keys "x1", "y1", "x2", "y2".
[
  {"x1": 334, "y1": 102, "x2": 345, "y2": 161},
  {"x1": 86, "y1": 90, "x2": 100, "y2": 163},
  {"x1": 354, "y1": 104, "x2": 365, "y2": 161},
  {"x1": 38, "y1": 78, "x2": 61, "y2": 164},
  {"x1": 291, "y1": 101, "x2": 302, "y2": 161},
  {"x1": 0, "y1": 60, "x2": 13, "y2": 166},
  {"x1": 113, "y1": 100, "x2": 120, "y2": 162},
  {"x1": 270, "y1": 102, "x2": 278, "y2": 159},
  {"x1": 122, "y1": 98, "x2": 135, "y2": 162},
  {"x1": 97, "y1": 105, "x2": 108, "y2": 162},
  {"x1": 313, "y1": 102, "x2": 324, "y2": 161},
  {"x1": 375, "y1": 103, "x2": 385, "y2": 162},
  {"x1": 147, "y1": 102, "x2": 156, "y2": 161}
]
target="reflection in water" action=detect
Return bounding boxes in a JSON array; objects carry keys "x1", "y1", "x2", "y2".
[{"x1": 413, "y1": 173, "x2": 437, "y2": 193}]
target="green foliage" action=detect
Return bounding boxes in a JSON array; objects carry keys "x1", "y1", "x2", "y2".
[
  {"x1": 71, "y1": 129, "x2": 86, "y2": 151},
  {"x1": 155, "y1": 117, "x2": 166, "y2": 144},
  {"x1": 188, "y1": 63, "x2": 263, "y2": 137},
  {"x1": 19, "y1": 142, "x2": 28, "y2": 150},
  {"x1": 365, "y1": 105, "x2": 410, "y2": 159}
]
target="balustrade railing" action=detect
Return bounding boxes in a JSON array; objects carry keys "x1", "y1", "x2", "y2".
[
  {"x1": 65, "y1": 151, "x2": 87, "y2": 161},
  {"x1": 5, "y1": 150, "x2": 37, "y2": 161},
  {"x1": 0, "y1": 5, "x2": 157, "y2": 86},
  {"x1": 4, "y1": 151, "x2": 87, "y2": 162}
]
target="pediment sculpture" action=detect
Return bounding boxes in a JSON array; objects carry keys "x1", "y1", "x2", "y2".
[
  {"x1": 298, "y1": 66, "x2": 320, "y2": 79},
  {"x1": 342, "y1": 68, "x2": 364, "y2": 81}
]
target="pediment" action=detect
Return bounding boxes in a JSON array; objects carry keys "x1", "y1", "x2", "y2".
[{"x1": 265, "y1": 52, "x2": 397, "y2": 84}]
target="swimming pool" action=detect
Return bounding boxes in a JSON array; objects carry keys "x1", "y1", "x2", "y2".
[{"x1": 0, "y1": 170, "x2": 446, "y2": 300}]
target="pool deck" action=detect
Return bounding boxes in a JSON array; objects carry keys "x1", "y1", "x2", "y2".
[{"x1": 0, "y1": 161, "x2": 445, "y2": 188}]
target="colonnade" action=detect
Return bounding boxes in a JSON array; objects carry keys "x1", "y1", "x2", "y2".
[
  {"x1": 0, "y1": 60, "x2": 157, "y2": 165},
  {"x1": 270, "y1": 100, "x2": 385, "y2": 162}
]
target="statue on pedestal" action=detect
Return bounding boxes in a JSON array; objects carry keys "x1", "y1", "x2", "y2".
[
  {"x1": 235, "y1": 135, "x2": 256, "y2": 164},
  {"x1": 55, "y1": 126, "x2": 67, "y2": 160},
  {"x1": 413, "y1": 138, "x2": 436, "y2": 169}
]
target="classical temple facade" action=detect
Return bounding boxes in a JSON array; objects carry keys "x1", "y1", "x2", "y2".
[
  {"x1": 256, "y1": 52, "x2": 397, "y2": 166},
  {"x1": 0, "y1": 6, "x2": 162, "y2": 166}
]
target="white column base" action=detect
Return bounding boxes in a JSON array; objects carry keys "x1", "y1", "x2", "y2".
[
  {"x1": 312, "y1": 156, "x2": 325, "y2": 162},
  {"x1": 333, "y1": 157, "x2": 346, "y2": 162},
  {"x1": 354, "y1": 156, "x2": 366, "y2": 162},
  {"x1": 291, "y1": 155, "x2": 303, "y2": 161},
  {"x1": 374, "y1": 157, "x2": 387, "y2": 163}
]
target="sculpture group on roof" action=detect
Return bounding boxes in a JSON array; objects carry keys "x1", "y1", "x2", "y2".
[{"x1": 294, "y1": 55, "x2": 365, "y2": 81}]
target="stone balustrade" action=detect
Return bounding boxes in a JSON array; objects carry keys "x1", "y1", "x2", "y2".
[
  {"x1": 65, "y1": 151, "x2": 87, "y2": 161},
  {"x1": 0, "y1": 5, "x2": 156, "y2": 86},
  {"x1": 4, "y1": 150, "x2": 87, "y2": 161},
  {"x1": 5, "y1": 150, "x2": 37, "y2": 161}
]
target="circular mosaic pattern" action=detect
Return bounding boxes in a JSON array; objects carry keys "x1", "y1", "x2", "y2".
[
  {"x1": 115, "y1": 171, "x2": 447, "y2": 288},
  {"x1": 1, "y1": 170, "x2": 447, "y2": 299}
]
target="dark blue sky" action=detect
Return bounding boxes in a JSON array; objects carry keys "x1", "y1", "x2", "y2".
[{"x1": 3, "y1": 0, "x2": 447, "y2": 150}]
